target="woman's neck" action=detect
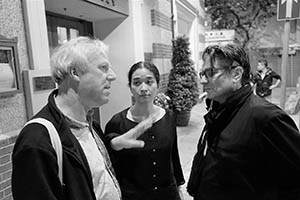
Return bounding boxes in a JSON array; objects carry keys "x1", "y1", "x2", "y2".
[
  {"x1": 128, "y1": 103, "x2": 165, "y2": 123},
  {"x1": 130, "y1": 103, "x2": 156, "y2": 117}
]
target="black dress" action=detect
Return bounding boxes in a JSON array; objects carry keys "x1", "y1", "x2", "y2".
[{"x1": 105, "y1": 108, "x2": 185, "y2": 200}]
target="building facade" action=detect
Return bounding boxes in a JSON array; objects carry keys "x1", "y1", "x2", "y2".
[{"x1": 0, "y1": 0, "x2": 205, "y2": 199}]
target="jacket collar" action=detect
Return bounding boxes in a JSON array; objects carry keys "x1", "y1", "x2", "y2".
[
  {"x1": 220, "y1": 84, "x2": 253, "y2": 109},
  {"x1": 204, "y1": 84, "x2": 253, "y2": 147}
]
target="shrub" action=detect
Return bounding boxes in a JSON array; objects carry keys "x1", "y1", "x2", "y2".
[{"x1": 167, "y1": 36, "x2": 199, "y2": 113}]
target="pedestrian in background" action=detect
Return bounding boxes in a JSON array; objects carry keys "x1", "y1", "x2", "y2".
[
  {"x1": 187, "y1": 44, "x2": 300, "y2": 200},
  {"x1": 253, "y1": 59, "x2": 281, "y2": 101},
  {"x1": 12, "y1": 36, "x2": 121, "y2": 200},
  {"x1": 105, "y1": 61, "x2": 185, "y2": 200}
]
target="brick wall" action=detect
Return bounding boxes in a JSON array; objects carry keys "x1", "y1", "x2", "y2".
[
  {"x1": 152, "y1": 43, "x2": 172, "y2": 59},
  {"x1": 151, "y1": 9, "x2": 172, "y2": 31},
  {"x1": 0, "y1": 136, "x2": 17, "y2": 200},
  {"x1": 159, "y1": 73, "x2": 170, "y2": 93}
]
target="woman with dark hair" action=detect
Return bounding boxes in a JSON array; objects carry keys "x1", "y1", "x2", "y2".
[{"x1": 105, "y1": 61, "x2": 185, "y2": 200}]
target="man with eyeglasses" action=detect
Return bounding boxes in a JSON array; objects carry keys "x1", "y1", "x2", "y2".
[{"x1": 187, "y1": 44, "x2": 300, "y2": 200}]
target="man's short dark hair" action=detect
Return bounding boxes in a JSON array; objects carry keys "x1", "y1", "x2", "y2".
[{"x1": 202, "y1": 43, "x2": 251, "y2": 86}]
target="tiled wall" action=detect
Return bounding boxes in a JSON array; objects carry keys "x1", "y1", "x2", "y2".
[{"x1": 152, "y1": 43, "x2": 172, "y2": 59}]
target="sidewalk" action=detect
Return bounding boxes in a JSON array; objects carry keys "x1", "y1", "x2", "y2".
[
  {"x1": 176, "y1": 98, "x2": 300, "y2": 200},
  {"x1": 177, "y1": 102, "x2": 206, "y2": 200}
]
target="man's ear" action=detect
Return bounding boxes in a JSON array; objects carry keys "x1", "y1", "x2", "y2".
[
  {"x1": 71, "y1": 67, "x2": 78, "y2": 76},
  {"x1": 232, "y1": 66, "x2": 243, "y2": 83},
  {"x1": 70, "y1": 67, "x2": 80, "y2": 81}
]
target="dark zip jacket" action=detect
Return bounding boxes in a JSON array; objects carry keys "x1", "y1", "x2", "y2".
[
  {"x1": 12, "y1": 89, "x2": 105, "y2": 200},
  {"x1": 187, "y1": 85, "x2": 300, "y2": 200},
  {"x1": 253, "y1": 68, "x2": 281, "y2": 98}
]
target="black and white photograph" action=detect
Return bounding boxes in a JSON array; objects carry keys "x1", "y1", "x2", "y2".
[{"x1": 0, "y1": 0, "x2": 300, "y2": 200}]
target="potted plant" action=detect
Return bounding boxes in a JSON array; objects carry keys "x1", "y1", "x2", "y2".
[{"x1": 167, "y1": 36, "x2": 199, "y2": 126}]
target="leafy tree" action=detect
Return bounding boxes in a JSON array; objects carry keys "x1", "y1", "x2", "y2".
[{"x1": 205, "y1": 0, "x2": 277, "y2": 50}]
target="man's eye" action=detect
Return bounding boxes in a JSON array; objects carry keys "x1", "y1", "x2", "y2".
[
  {"x1": 147, "y1": 80, "x2": 154, "y2": 85},
  {"x1": 206, "y1": 69, "x2": 213, "y2": 77},
  {"x1": 99, "y1": 65, "x2": 109, "y2": 72},
  {"x1": 204, "y1": 69, "x2": 214, "y2": 77},
  {"x1": 133, "y1": 81, "x2": 140, "y2": 86}
]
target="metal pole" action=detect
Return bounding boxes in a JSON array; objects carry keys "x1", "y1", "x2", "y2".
[
  {"x1": 280, "y1": 20, "x2": 291, "y2": 109},
  {"x1": 291, "y1": 53, "x2": 293, "y2": 86},
  {"x1": 171, "y1": 0, "x2": 174, "y2": 40}
]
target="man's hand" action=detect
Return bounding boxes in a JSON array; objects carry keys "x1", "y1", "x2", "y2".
[{"x1": 111, "y1": 117, "x2": 154, "y2": 151}]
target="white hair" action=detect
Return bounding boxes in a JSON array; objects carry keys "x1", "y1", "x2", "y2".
[{"x1": 50, "y1": 36, "x2": 109, "y2": 84}]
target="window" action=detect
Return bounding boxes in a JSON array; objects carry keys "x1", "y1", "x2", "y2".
[
  {"x1": 0, "y1": 36, "x2": 22, "y2": 96},
  {"x1": 46, "y1": 12, "x2": 92, "y2": 54}
]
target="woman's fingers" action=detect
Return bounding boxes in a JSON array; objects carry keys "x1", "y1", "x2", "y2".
[
  {"x1": 132, "y1": 117, "x2": 153, "y2": 138},
  {"x1": 126, "y1": 140, "x2": 145, "y2": 149}
]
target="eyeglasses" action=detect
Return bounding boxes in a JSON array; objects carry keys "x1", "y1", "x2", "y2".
[
  {"x1": 199, "y1": 64, "x2": 240, "y2": 79},
  {"x1": 199, "y1": 68, "x2": 223, "y2": 79}
]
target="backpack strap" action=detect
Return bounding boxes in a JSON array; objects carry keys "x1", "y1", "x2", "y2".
[{"x1": 24, "y1": 118, "x2": 63, "y2": 185}]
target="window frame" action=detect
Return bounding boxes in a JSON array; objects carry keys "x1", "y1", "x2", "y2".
[{"x1": 0, "y1": 35, "x2": 22, "y2": 97}]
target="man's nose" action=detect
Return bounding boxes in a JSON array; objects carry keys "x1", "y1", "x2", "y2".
[
  {"x1": 107, "y1": 68, "x2": 117, "y2": 81},
  {"x1": 199, "y1": 75, "x2": 208, "y2": 84}
]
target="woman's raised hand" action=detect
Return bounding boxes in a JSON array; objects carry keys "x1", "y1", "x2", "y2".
[{"x1": 110, "y1": 116, "x2": 154, "y2": 151}]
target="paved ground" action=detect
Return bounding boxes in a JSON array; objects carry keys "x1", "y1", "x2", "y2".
[
  {"x1": 176, "y1": 93, "x2": 300, "y2": 200},
  {"x1": 177, "y1": 102, "x2": 206, "y2": 200}
]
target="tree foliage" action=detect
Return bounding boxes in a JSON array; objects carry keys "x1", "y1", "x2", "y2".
[{"x1": 205, "y1": 0, "x2": 277, "y2": 50}]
